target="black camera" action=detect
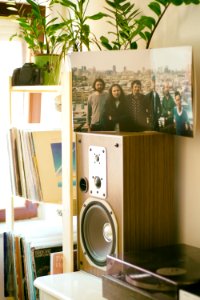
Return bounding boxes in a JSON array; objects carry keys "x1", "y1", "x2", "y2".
[{"x1": 12, "y1": 63, "x2": 43, "y2": 86}]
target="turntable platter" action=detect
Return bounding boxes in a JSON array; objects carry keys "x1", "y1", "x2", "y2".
[
  {"x1": 122, "y1": 244, "x2": 200, "y2": 286},
  {"x1": 156, "y1": 267, "x2": 187, "y2": 277},
  {"x1": 125, "y1": 273, "x2": 174, "y2": 292}
]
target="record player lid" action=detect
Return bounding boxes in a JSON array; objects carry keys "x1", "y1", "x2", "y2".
[{"x1": 111, "y1": 244, "x2": 200, "y2": 286}]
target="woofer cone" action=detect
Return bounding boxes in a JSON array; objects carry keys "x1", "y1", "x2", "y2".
[{"x1": 80, "y1": 200, "x2": 117, "y2": 267}]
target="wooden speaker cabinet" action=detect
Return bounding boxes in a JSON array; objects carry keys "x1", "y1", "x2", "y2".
[{"x1": 76, "y1": 132, "x2": 177, "y2": 277}]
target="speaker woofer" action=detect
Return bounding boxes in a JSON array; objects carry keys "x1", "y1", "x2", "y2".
[{"x1": 80, "y1": 198, "x2": 117, "y2": 267}]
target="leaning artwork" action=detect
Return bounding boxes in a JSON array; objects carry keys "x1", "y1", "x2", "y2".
[{"x1": 69, "y1": 46, "x2": 193, "y2": 137}]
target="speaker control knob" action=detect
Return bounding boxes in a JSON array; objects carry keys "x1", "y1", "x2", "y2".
[
  {"x1": 95, "y1": 155, "x2": 100, "y2": 162},
  {"x1": 94, "y1": 176, "x2": 101, "y2": 188}
]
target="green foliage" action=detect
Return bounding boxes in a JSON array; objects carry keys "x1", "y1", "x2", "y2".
[
  {"x1": 7, "y1": 0, "x2": 72, "y2": 57},
  {"x1": 7, "y1": 0, "x2": 200, "y2": 54},
  {"x1": 98, "y1": 0, "x2": 142, "y2": 50},
  {"x1": 137, "y1": 0, "x2": 200, "y2": 48},
  {"x1": 50, "y1": 0, "x2": 106, "y2": 51},
  {"x1": 98, "y1": 0, "x2": 200, "y2": 50}
]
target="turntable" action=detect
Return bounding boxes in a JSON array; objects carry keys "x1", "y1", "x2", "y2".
[{"x1": 102, "y1": 244, "x2": 200, "y2": 300}]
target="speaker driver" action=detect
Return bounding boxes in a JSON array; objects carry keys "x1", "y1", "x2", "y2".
[{"x1": 80, "y1": 198, "x2": 117, "y2": 268}]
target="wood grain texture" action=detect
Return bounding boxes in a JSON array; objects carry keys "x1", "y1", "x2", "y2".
[{"x1": 76, "y1": 132, "x2": 177, "y2": 277}]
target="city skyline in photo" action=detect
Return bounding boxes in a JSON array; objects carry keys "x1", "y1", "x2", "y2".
[{"x1": 69, "y1": 46, "x2": 193, "y2": 137}]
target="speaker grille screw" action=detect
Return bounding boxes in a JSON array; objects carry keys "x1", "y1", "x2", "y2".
[{"x1": 114, "y1": 143, "x2": 119, "y2": 147}]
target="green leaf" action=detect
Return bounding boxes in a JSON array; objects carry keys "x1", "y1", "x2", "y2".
[
  {"x1": 183, "y1": 0, "x2": 200, "y2": 3},
  {"x1": 121, "y1": 2, "x2": 133, "y2": 12},
  {"x1": 130, "y1": 41, "x2": 138, "y2": 49},
  {"x1": 107, "y1": 20, "x2": 117, "y2": 27},
  {"x1": 112, "y1": 41, "x2": 121, "y2": 49},
  {"x1": 119, "y1": 30, "x2": 129, "y2": 39},
  {"x1": 138, "y1": 16, "x2": 156, "y2": 29},
  {"x1": 138, "y1": 31, "x2": 148, "y2": 41},
  {"x1": 144, "y1": 31, "x2": 151, "y2": 41},
  {"x1": 170, "y1": 0, "x2": 184, "y2": 4},
  {"x1": 100, "y1": 36, "x2": 109, "y2": 44},
  {"x1": 87, "y1": 12, "x2": 107, "y2": 20},
  {"x1": 128, "y1": 9, "x2": 141, "y2": 19},
  {"x1": 155, "y1": 0, "x2": 169, "y2": 5},
  {"x1": 148, "y1": 2, "x2": 161, "y2": 16},
  {"x1": 100, "y1": 35, "x2": 113, "y2": 50},
  {"x1": 51, "y1": 0, "x2": 76, "y2": 10},
  {"x1": 105, "y1": 0, "x2": 119, "y2": 9}
]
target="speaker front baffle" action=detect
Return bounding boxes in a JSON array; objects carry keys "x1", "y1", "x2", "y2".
[{"x1": 76, "y1": 132, "x2": 177, "y2": 277}]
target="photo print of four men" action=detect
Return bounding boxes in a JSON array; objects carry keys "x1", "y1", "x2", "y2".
[{"x1": 70, "y1": 46, "x2": 193, "y2": 137}]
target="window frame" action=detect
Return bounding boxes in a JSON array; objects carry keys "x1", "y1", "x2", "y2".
[{"x1": 0, "y1": 2, "x2": 44, "y2": 222}]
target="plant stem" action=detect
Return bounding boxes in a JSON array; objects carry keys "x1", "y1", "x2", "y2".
[{"x1": 146, "y1": 2, "x2": 170, "y2": 49}]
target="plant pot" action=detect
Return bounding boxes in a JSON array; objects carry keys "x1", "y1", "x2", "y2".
[{"x1": 33, "y1": 54, "x2": 61, "y2": 85}]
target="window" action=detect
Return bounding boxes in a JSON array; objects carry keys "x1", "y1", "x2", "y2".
[
  {"x1": 0, "y1": 14, "x2": 38, "y2": 221},
  {"x1": 0, "y1": 3, "x2": 61, "y2": 223}
]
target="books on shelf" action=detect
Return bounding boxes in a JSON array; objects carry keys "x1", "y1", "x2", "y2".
[
  {"x1": 8, "y1": 127, "x2": 77, "y2": 204},
  {"x1": 31, "y1": 129, "x2": 62, "y2": 203},
  {"x1": 50, "y1": 251, "x2": 63, "y2": 274},
  {"x1": 3, "y1": 230, "x2": 78, "y2": 300},
  {"x1": 3, "y1": 232, "x2": 62, "y2": 300},
  {"x1": 8, "y1": 128, "x2": 73, "y2": 204}
]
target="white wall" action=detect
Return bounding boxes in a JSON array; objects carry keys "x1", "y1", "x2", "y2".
[
  {"x1": 137, "y1": 2, "x2": 200, "y2": 247},
  {"x1": 88, "y1": 1, "x2": 200, "y2": 247}
]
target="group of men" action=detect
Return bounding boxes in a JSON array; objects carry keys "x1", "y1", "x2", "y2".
[{"x1": 86, "y1": 76, "x2": 191, "y2": 136}]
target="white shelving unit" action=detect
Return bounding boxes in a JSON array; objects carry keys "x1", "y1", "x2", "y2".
[
  {"x1": 60, "y1": 70, "x2": 74, "y2": 273},
  {"x1": 10, "y1": 85, "x2": 62, "y2": 93},
  {"x1": 7, "y1": 71, "x2": 75, "y2": 273},
  {"x1": 7, "y1": 83, "x2": 62, "y2": 230}
]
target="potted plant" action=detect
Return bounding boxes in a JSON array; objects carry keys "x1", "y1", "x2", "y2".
[
  {"x1": 98, "y1": 0, "x2": 200, "y2": 51},
  {"x1": 7, "y1": 0, "x2": 105, "y2": 84},
  {"x1": 50, "y1": 0, "x2": 106, "y2": 51},
  {"x1": 7, "y1": 0, "x2": 73, "y2": 84}
]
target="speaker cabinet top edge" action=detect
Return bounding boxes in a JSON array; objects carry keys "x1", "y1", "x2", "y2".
[{"x1": 75, "y1": 131, "x2": 171, "y2": 138}]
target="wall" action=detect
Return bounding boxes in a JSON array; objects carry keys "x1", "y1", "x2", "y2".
[
  {"x1": 136, "y1": 2, "x2": 200, "y2": 247},
  {"x1": 145, "y1": 3, "x2": 200, "y2": 247},
  {"x1": 87, "y1": 1, "x2": 200, "y2": 247}
]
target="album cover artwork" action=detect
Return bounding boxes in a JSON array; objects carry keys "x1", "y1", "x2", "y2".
[{"x1": 69, "y1": 46, "x2": 193, "y2": 138}]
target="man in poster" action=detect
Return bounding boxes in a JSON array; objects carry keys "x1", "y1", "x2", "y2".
[
  {"x1": 87, "y1": 78, "x2": 108, "y2": 131},
  {"x1": 126, "y1": 80, "x2": 151, "y2": 132},
  {"x1": 145, "y1": 75, "x2": 162, "y2": 131}
]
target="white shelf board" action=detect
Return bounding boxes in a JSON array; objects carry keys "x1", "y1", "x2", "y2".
[
  {"x1": 11, "y1": 85, "x2": 61, "y2": 93},
  {"x1": 34, "y1": 271, "x2": 106, "y2": 300}
]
